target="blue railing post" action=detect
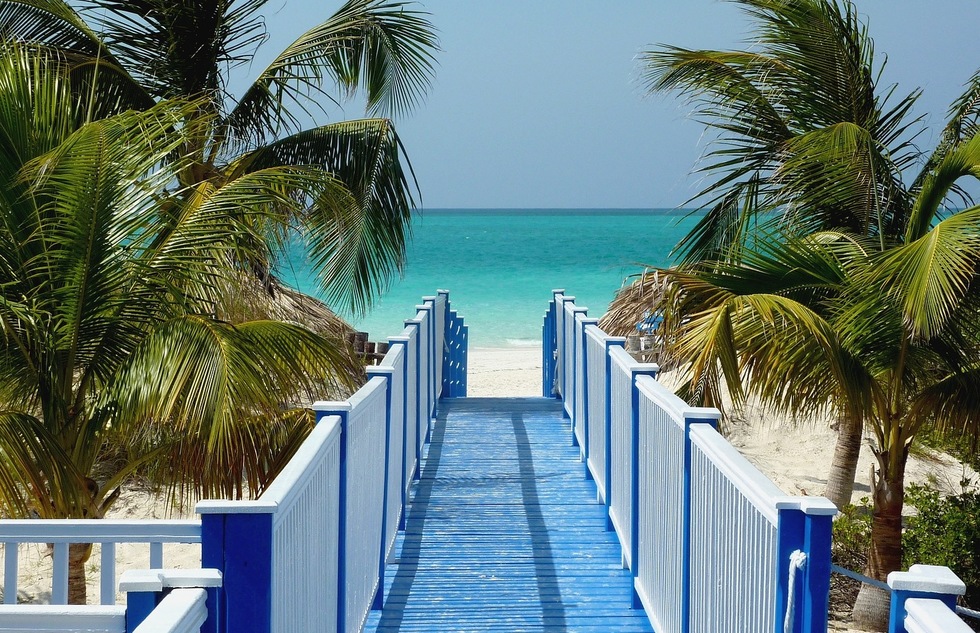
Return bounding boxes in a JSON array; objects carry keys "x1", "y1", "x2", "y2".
[
  {"x1": 312, "y1": 402, "x2": 352, "y2": 633},
  {"x1": 800, "y1": 503, "x2": 835, "y2": 633},
  {"x1": 772, "y1": 500, "x2": 835, "y2": 633},
  {"x1": 604, "y1": 338, "x2": 626, "y2": 530},
  {"x1": 678, "y1": 413, "x2": 717, "y2": 630},
  {"x1": 120, "y1": 569, "x2": 223, "y2": 633},
  {"x1": 774, "y1": 505, "x2": 806, "y2": 633},
  {"x1": 441, "y1": 295, "x2": 468, "y2": 398},
  {"x1": 887, "y1": 565, "x2": 967, "y2": 633},
  {"x1": 124, "y1": 586, "x2": 157, "y2": 633},
  {"x1": 629, "y1": 363, "x2": 659, "y2": 609},
  {"x1": 365, "y1": 366, "x2": 394, "y2": 612},
  {"x1": 198, "y1": 503, "x2": 275, "y2": 633},
  {"x1": 773, "y1": 498, "x2": 836, "y2": 633},
  {"x1": 542, "y1": 290, "x2": 563, "y2": 397}
]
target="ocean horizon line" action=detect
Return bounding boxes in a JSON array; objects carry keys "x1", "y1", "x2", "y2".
[{"x1": 419, "y1": 207, "x2": 703, "y2": 216}]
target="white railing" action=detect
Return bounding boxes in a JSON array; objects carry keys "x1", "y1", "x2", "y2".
[
  {"x1": 560, "y1": 296, "x2": 577, "y2": 419},
  {"x1": 584, "y1": 324, "x2": 620, "y2": 502},
  {"x1": 0, "y1": 520, "x2": 201, "y2": 605},
  {"x1": 607, "y1": 346, "x2": 658, "y2": 569},
  {"x1": 3, "y1": 569, "x2": 221, "y2": 633},
  {"x1": 608, "y1": 346, "x2": 634, "y2": 560},
  {"x1": 338, "y1": 377, "x2": 389, "y2": 633},
  {"x1": 905, "y1": 599, "x2": 974, "y2": 633},
  {"x1": 194, "y1": 290, "x2": 464, "y2": 633},
  {"x1": 687, "y1": 423, "x2": 783, "y2": 633},
  {"x1": 0, "y1": 290, "x2": 464, "y2": 633},
  {"x1": 394, "y1": 326, "x2": 420, "y2": 496},
  {"x1": 573, "y1": 311, "x2": 589, "y2": 451},
  {"x1": 634, "y1": 375, "x2": 702, "y2": 633},
  {"x1": 434, "y1": 293, "x2": 446, "y2": 393},
  {"x1": 375, "y1": 344, "x2": 406, "y2": 560},
  {"x1": 0, "y1": 605, "x2": 125, "y2": 632},
  {"x1": 542, "y1": 291, "x2": 836, "y2": 633},
  {"x1": 266, "y1": 418, "x2": 341, "y2": 631},
  {"x1": 0, "y1": 591, "x2": 206, "y2": 633},
  {"x1": 415, "y1": 306, "x2": 432, "y2": 444},
  {"x1": 133, "y1": 588, "x2": 208, "y2": 633},
  {"x1": 196, "y1": 416, "x2": 343, "y2": 633}
]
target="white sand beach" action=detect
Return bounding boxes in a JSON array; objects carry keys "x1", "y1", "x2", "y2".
[
  {"x1": 466, "y1": 346, "x2": 544, "y2": 397},
  {"x1": 10, "y1": 345, "x2": 974, "y2": 631}
]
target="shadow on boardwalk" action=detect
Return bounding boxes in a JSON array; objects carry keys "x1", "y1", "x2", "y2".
[{"x1": 365, "y1": 397, "x2": 652, "y2": 633}]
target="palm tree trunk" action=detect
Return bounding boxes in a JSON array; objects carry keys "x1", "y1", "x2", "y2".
[
  {"x1": 824, "y1": 412, "x2": 863, "y2": 508},
  {"x1": 68, "y1": 542, "x2": 92, "y2": 604},
  {"x1": 851, "y1": 451, "x2": 907, "y2": 631}
]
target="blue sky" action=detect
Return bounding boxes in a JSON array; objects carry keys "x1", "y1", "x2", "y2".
[{"x1": 259, "y1": 1, "x2": 980, "y2": 209}]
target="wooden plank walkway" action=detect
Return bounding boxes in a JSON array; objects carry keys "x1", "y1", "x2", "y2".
[{"x1": 364, "y1": 397, "x2": 654, "y2": 633}]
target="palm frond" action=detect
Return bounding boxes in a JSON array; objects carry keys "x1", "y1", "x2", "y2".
[
  {"x1": 905, "y1": 133, "x2": 980, "y2": 241},
  {"x1": 239, "y1": 118, "x2": 415, "y2": 315},
  {"x1": 642, "y1": 0, "x2": 920, "y2": 257},
  {"x1": 914, "y1": 67, "x2": 980, "y2": 195},
  {"x1": 109, "y1": 315, "x2": 358, "y2": 499},
  {"x1": 0, "y1": 410, "x2": 88, "y2": 517},
  {"x1": 911, "y1": 363, "x2": 980, "y2": 439},
  {"x1": 81, "y1": 0, "x2": 267, "y2": 101},
  {"x1": 672, "y1": 175, "x2": 765, "y2": 264},
  {"x1": 227, "y1": 0, "x2": 436, "y2": 144},
  {"x1": 0, "y1": 0, "x2": 107, "y2": 58},
  {"x1": 874, "y1": 205, "x2": 980, "y2": 342},
  {"x1": 775, "y1": 121, "x2": 907, "y2": 237}
]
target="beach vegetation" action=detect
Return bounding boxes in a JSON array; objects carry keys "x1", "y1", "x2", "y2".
[
  {"x1": 1, "y1": 0, "x2": 437, "y2": 315},
  {"x1": 635, "y1": 0, "x2": 923, "y2": 513},
  {"x1": 904, "y1": 482, "x2": 980, "y2": 617},
  {"x1": 609, "y1": 0, "x2": 980, "y2": 628},
  {"x1": 0, "y1": 0, "x2": 437, "y2": 603}
]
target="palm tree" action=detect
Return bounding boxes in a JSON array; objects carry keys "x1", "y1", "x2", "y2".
[
  {"x1": 0, "y1": 43, "x2": 362, "y2": 603},
  {"x1": 632, "y1": 0, "x2": 925, "y2": 511},
  {"x1": 0, "y1": 0, "x2": 438, "y2": 315},
  {"x1": 610, "y1": 0, "x2": 980, "y2": 628},
  {"x1": 620, "y1": 187, "x2": 980, "y2": 628}
]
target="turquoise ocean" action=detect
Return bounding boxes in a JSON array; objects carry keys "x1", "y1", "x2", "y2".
[{"x1": 281, "y1": 209, "x2": 697, "y2": 347}]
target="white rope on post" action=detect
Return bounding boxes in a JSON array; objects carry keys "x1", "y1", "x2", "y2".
[{"x1": 784, "y1": 549, "x2": 808, "y2": 633}]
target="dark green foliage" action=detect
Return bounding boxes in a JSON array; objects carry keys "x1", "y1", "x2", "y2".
[{"x1": 904, "y1": 482, "x2": 980, "y2": 613}]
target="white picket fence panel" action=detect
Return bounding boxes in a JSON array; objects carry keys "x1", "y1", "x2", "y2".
[
  {"x1": 0, "y1": 520, "x2": 201, "y2": 606},
  {"x1": 544, "y1": 291, "x2": 837, "y2": 633}
]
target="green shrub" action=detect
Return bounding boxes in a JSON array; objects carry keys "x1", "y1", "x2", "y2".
[{"x1": 904, "y1": 481, "x2": 980, "y2": 613}]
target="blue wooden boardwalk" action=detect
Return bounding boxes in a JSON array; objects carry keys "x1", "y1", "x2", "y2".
[{"x1": 364, "y1": 397, "x2": 654, "y2": 633}]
